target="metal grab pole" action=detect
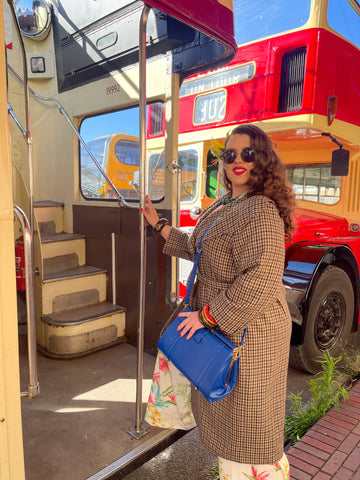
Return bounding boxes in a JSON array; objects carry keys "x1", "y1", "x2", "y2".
[
  {"x1": 8, "y1": 1, "x2": 34, "y2": 239},
  {"x1": 111, "y1": 233, "x2": 116, "y2": 306},
  {"x1": 14, "y1": 206, "x2": 39, "y2": 399},
  {"x1": 170, "y1": 163, "x2": 182, "y2": 304},
  {"x1": 127, "y1": 4, "x2": 150, "y2": 439}
]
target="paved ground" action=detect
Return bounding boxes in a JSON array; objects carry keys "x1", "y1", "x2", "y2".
[
  {"x1": 287, "y1": 379, "x2": 360, "y2": 479},
  {"x1": 122, "y1": 365, "x2": 313, "y2": 480},
  {"x1": 123, "y1": 428, "x2": 216, "y2": 479},
  {"x1": 124, "y1": 379, "x2": 360, "y2": 480}
]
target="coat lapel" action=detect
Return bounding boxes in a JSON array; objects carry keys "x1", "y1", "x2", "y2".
[{"x1": 195, "y1": 195, "x2": 252, "y2": 244}]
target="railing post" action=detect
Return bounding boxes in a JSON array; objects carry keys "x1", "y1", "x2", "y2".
[
  {"x1": 14, "y1": 205, "x2": 39, "y2": 399},
  {"x1": 127, "y1": 4, "x2": 150, "y2": 440}
]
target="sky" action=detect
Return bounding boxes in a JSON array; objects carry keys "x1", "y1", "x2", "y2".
[{"x1": 81, "y1": 107, "x2": 140, "y2": 143}]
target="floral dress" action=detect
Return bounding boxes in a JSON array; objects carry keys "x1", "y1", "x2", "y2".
[
  {"x1": 144, "y1": 351, "x2": 196, "y2": 430},
  {"x1": 218, "y1": 453, "x2": 290, "y2": 480}
]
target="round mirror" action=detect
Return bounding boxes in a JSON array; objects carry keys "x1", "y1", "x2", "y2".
[
  {"x1": 15, "y1": 0, "x2": 52, "y2": 41},
  {"x1": 190, "y1": 206, "x2": 203, "y2": 220}
]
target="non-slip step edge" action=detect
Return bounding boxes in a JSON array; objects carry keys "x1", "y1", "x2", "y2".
[
  {"x1": 34, "y1": 200, "x2": 64, "y2": 208},
  {"x1": 42, "y1": 301, "x2": 126, "y2": 326},
  {"x1": 43, "y1": 265, "x2": 107, "y2": 283},
  {"x1": 41, "y1": 232, "x2": 87, "y2": 243}
]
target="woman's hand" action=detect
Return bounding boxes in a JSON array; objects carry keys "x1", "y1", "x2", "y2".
[
  {"x1": 177, "y1": 310, "x2": 204, "y2": 339},
  {"x1": 140, "y1": 195, "x2": 159, "y2": 227}
]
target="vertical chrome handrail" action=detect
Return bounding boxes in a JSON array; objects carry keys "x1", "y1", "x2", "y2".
[
  {"x1": 170, "y1": 163, "x2": 182, "y2": 303},
  {"x1": 8, "y1": 1, "x2": 34, "y2": 238},
  {"x1": 127, "y1": 3, "x2": 150, "y2": 440},
  {"x1": 111, "y1": 233, "x2": 116, "y2": 306},
  {"x1": 14, "y1": 205, "x2": 39, "y2": 399}
]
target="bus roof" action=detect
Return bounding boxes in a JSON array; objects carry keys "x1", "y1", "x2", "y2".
[
  {"x1": 56, "y1": 0, "x2": 237, "y2": 91},
  {"x1": 147, "y1": 0, "x2": 237, "y2": 64}
]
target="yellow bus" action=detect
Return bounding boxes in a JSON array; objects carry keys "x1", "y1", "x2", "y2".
[
  {"x1": 80, "y1": 133, "x2": 142, "y2": 200},
  {"x1": 80, "y1": 132, "x2": 198, "y2": 206}
]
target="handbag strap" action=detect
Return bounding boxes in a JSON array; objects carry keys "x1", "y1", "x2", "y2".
[
  {"x1": 183, "y1": 223, "x2": 248, "y2": 350},
  {"x1": 183, "y1": 221, "x2": 216, "y2": 306}
]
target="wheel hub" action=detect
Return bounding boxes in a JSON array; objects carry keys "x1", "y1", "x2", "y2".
[{"x1": 315, "y1": 292, "x2": 345, "y2": 350}]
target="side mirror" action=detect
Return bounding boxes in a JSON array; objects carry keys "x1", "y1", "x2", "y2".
[
  {"x1": 331, "y1": 149, "x2": 349, "y2": 176},
  {"x1": 16, "y1": 0, "x2": 52, "y2": 41},
  {"x1": 190, "y1": 206, "x2": 202, "y2": 220}
]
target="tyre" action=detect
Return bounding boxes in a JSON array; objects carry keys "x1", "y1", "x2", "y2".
[{"x1": 289, "y1": 266, "x2": 354, "y2": 374}]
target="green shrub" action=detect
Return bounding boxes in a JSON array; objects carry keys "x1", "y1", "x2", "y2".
[
  {"x1": 209, "y1": 461, "x2": 219, "y2": 480},
  {"x1": 340, "y1": 345, "x2": 360, "y2": 379},
  {"x1": 285, "y1": 351, "x2": 350, "y2": 445}
]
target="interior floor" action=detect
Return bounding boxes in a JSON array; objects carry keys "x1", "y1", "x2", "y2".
[{"x1": 19, "y1": 327, "x2": 163, "y2": 480}]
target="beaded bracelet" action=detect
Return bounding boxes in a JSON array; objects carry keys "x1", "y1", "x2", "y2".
[{"x1": 199, "y1": 304, "x2": 217, "y2": 330}]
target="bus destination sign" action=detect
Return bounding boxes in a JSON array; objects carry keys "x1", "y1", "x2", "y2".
[{"x1": 194, "y1": 90, "x2": 226, "y2": 125}]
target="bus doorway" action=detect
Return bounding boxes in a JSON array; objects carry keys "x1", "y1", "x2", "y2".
[{"x1": 2, "y1": 0, "x2": 236, "y2": 478}]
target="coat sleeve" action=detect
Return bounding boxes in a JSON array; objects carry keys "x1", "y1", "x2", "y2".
[
  {"x1": 162, "y1": 226, "x2": 196, "y2": 261},
  {"x1": 209, "y1": 201, "x2": 285, "y2": 334}
]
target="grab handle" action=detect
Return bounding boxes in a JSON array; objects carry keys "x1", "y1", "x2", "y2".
[{"x1": 14, "y1": 205, "x2": 39, "y2": 399}]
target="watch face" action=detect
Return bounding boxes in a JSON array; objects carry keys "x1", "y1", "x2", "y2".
[{"x1": 155, "y1": 218, "x2": 168, "y2": 233}]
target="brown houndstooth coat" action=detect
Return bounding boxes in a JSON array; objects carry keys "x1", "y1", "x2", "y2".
[{"x1": 163, "y1": 194, "x2": 291, "y2": 464}]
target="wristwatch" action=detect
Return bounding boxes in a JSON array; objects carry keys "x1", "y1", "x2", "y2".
[{"x1": 153, "y1": 218, "x2": 169, "y2": 234}]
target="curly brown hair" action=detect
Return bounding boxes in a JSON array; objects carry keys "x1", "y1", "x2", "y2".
[{"x1": 223, "y1": 124, "x2": 296, "y2": 239}]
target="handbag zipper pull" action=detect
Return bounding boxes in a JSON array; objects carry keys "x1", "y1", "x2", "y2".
[{"x1": 224, "y1": 346, "x2": 242, "y2": 387}]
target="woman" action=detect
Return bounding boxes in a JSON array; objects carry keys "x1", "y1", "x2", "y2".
[{"x1": 142, "y1": 124, "x2": 295, "y2": 479}]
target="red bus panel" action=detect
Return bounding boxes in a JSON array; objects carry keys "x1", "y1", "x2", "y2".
[{"x1": 179, "y1": 28, "x2": 360, "y2": 133}]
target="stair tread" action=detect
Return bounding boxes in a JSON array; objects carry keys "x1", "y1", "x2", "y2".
[
  {"x1": 42, "y1": 301, "x2": 126, "y2": 326},
  {"x1": 41, "y1": 232, "x2": 86, "y2": 243},
  {"x1": 43, "y1": 265, "x2": 106, "y2": 282},
  {"x1": 34, "y1": 200, "x2": 64, "y2": 208}
]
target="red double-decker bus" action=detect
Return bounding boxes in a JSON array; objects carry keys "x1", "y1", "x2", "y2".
[{"x1": 147, "y1": 0, "x2": 360, "y2": 374}]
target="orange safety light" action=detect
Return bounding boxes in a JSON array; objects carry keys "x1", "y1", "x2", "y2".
[{"x1": 327, "y1": 95, "x2": 338, "y2": 126}]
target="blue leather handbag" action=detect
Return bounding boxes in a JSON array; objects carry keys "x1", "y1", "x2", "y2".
[{"x1": 158, "y1": 223, "x2": 247, "y2": 403}]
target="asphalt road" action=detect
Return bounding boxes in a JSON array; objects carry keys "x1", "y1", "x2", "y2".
[{"x1": 123, "y1": 365, "x2": 313, "y2": 480}]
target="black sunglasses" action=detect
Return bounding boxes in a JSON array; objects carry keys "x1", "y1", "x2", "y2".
[{"x1": 221, "y1": 147, "x2": 256, "y2": 164}]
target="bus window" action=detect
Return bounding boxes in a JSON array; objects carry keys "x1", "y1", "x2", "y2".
[
  {"x1": 327, "y1": 0, "x2": 360, "y2": 49},
  {"x1": 234, "y1": 0, "x2": 311, "y2": 45},
  {"x1": 79, "y1": 102, "x2": 164, "y2": 201},
  {"x1": 114, "y1": 140, "x2": 140, "y2": 166},
  {"x1": 80, "y1": 136, "x2": 111, "y2": 198},
  {"x1": 288, "y1": 165, "x2": 341, "y2": 204},
  {"x1": 148, "y1": 147, "x2": 200, "y2": 203},
  {"x1": 178, "y1": 148, "x2": 199, "y2": 203},
  {"x1": 148, "y1": 151, "x2": 165, "y2": 201},
  {"x1": 206, "y1": 150, "x2": 219, "y2": 199}
]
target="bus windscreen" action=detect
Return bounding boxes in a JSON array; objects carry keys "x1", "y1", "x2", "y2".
[{"x1": 234, "y1": 0, "x2": 311, "y2": 45}]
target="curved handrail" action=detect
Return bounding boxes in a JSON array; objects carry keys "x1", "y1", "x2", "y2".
[
  {"x1": 7, "y1": 65, "x2": 138, "y2": 209},
  {"x1": 14, "y1": 205, "x2": 39, "y2": 399}
]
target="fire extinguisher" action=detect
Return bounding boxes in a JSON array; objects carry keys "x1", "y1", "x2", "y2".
[{"x1": 15, "y1": 237, "x2": 26, "y2": 291}]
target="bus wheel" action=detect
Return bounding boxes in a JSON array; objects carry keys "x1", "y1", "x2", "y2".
[{"x1": 289, "y1": 266, "x2": 354, "y2": 374}]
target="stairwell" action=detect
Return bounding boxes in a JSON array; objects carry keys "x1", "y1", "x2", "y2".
[{"x1": 34, "y1": 201, "x2": 126, "y2": 358}]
